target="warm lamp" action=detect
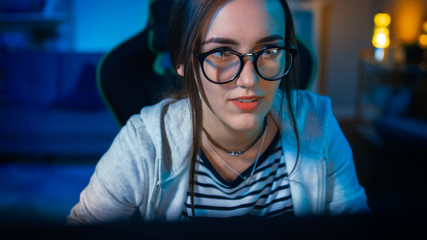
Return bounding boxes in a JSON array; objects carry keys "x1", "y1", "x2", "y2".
[
  {"x1": 419, "y1": 34, "x2": 427, "y2": 48},
  {"x1": 420, "y1": 21, "x2": 427, "y2": 49},
  {"x1": 374, "y1": 13, "x2": 391, "y2": 28},
  {"x1": 372, "y1": 28, "x2": 390, "y2": 48},
  {"x1": 372, "y1": 13, "x2": 391, "y2": 61}
]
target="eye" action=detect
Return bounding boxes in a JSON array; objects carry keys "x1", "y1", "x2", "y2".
[
  {"x1": 211, "y1": 49, "x2": 234, "y2": 59},
  {"x1": 206, "y1": 48, "x2": 237, "y2": 64},
  {"x1": 262, "y1": 48, "x2": 279, "y2": 56}
]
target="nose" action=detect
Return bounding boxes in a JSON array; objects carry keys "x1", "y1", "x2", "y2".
[{"x1": 235, "y1": 55, "x2": 259, "y2": 89}]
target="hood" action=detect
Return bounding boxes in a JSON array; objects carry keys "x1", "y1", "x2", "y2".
[{"x1": 139, "y1": 98, "x2": 193, "y2": 185}]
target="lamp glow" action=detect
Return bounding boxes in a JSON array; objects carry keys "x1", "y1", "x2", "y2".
[
  {"x1": 419, "y1": 34, "x2": 427, "y2": 48},
  {"x1": 373, "y1": 31, "x2": 390, "y2": 48},
  {"x1": 372, "y1": 13, "x2": 391, "y2": 61},
  {"x1": 394, "y1": 0, "x2": 425, "y2": 43},
  {"x1": 372, "y1": 27, "x2": 391, "y2": 49},
  {"x1": 374, "y1": 13, "x2": 391, "y2": 27},
  {"x1": 374, "y1": 28, "x2": 390, "y2": 36}
]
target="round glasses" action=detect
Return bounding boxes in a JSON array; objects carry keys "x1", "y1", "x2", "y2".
[{"x1": 194, "y1": 46, "x2": 297, "y2": 84}]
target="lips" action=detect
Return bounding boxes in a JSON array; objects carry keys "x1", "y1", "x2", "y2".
[{"x1": 230, "y1": 96, "x2": 263, "y2": 111}]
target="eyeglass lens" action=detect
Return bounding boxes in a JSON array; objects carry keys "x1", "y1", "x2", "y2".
[{"x1": 202, "y1": 48, "x2": 291, "y2": 83}]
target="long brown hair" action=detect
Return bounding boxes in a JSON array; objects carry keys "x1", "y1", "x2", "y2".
[{"x1": 167, "y1": 0, "x2": 300, "y2": 215}]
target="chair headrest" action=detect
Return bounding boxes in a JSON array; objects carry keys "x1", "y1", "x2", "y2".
[{"x1": 148, "y1": 0, "x2": 174, "y2": 53}]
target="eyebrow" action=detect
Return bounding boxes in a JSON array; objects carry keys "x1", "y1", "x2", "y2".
[
  {"x1": 257, "y1": 35, "x2": 284, "y2": 44},
  {"x1": 202, "y1": 34, "x2": 284, "y2": 45}
]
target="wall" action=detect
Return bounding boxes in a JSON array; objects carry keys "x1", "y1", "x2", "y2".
[
  {"x1": 320, "y1": 0, "x2": 376, "y2": 118},
  {"x1": 70, "y1": 0, "x2": 149, "y2": 52}
]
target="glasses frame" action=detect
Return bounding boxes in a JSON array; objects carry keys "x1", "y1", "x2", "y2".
[{"x1": 194, "y1": 45, "x2": 298, "y2": 84}]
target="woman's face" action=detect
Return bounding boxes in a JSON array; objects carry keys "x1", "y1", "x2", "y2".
[{"x1": 199, "y1": 0, "x2": 286, "y2": 132}]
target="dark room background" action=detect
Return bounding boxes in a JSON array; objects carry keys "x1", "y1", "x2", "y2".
[{"x1": 0, "y1": 0, "x2": 426, "y2": 225}]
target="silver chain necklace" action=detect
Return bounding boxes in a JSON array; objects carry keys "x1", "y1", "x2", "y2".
[
  {"x1": 204, "y1": 122, "x2": 268, "y2": 185},
  {"x1": 202, "y1": 119, "x2": 267, "y2": 156}
]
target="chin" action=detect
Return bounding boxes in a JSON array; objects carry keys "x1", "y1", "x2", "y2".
[{"x1": 230, "y1": 113, "x2": 265, "y2": 131}]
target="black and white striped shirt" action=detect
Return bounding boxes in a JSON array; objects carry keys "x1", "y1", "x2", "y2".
[{"x1": 181, "y1": 133, "x2": 293, "y2": 222}]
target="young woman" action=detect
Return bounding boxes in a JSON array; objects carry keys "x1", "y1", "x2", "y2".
[{"x1": 68, "y1": 0, "x2": 370, "y2": 224}]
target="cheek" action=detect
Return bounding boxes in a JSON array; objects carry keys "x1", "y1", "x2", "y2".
[
  {"x1": 202, "y1": 82, "x2": 214, "y2": 102},
  {"x1": 200, "y1": 71, "x2": 225, "y2": 107},
  {"x1": 263, "y1": 81, "x2": 281, "y2": 101}
]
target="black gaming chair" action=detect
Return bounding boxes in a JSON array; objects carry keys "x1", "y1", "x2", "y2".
[
  {"x1": 97, "y1": 0, "x2": 316, "y2": 127},
  {"x1": 97, "y1": 0, "x2": 178, "y2": 126}
]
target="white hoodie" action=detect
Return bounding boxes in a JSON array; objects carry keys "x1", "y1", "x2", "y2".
[{"x1": 67, "y1": 90, "x2": 370, "y2": 224}]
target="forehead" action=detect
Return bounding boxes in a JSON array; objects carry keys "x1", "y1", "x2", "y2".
[{"x1": 203, "y1": 0, "x2": 286, "y2": 44}]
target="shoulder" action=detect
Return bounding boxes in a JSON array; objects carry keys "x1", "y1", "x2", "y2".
[
  {"x1": 296, "y1": 90, "x2": 332, "y2": 118},
  {"x1": 110, "y1": 98, "x2": 191, "y2": 162},
  {"x1": 100, "y1": 98, "x2": 190, "y2": 169},
  {"x1": 124, "y1": 97, "x2": 191, "y2": 137},
  {"x1": 131, "y1": 97, "x2": 191, "y2": 124},
  {"x1": 92, "y1": 98, "x2": 190, "y2": 198},
  {"x1": 123, "y1": 97, "x2": 193, "y2": 175},
  {"x1": 280, "y1": 90, "x2": 334, "y2": 135},
  {"x1": 295, "y1": 90, "x2": 352, "y2": 162},
  {"x1": 274, "y1": 90, "x2": 340, "y2": 156}
]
